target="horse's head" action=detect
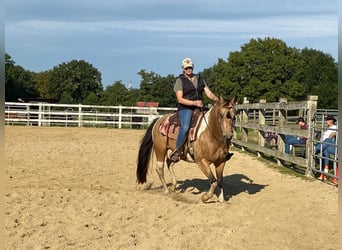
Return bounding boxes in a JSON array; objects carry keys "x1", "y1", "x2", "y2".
[{"x1": 215, "y1": 96, "x2": 237, "y2": 143}]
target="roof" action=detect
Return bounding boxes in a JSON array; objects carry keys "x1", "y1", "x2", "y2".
[{"x1": 135, "y1": 101, "x2": 159, "y2": 107}]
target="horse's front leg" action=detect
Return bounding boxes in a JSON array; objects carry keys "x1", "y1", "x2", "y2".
[
  {"x1": 202, "y1": 180, "x2": 218, "y2": 202},
  {"x1": 197, "y1": 159, "x2": 217, "y2": 202},
  {"x1": 215, "y1": 162, "x2": 226, "y2": 202}
]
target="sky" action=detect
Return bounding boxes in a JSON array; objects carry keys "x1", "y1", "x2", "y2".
[{"x1": 5, "y1": 0, "x2": 338, "y2": 89}]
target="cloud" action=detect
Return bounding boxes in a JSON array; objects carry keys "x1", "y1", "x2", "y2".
[
  {"x1": 7, "y1": 14, "x2": 336, "y2": 39},
  {"x1": 5, "y1": 0, "x2": 338, "y2": 87}
]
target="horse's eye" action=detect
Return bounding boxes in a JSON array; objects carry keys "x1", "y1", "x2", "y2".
[{"x1": 226, "y1": 112, "x2": 236, "y2": 121}]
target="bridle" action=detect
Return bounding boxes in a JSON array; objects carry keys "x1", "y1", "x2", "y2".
[{"x1": 201, "y1": 102, "x2": 235, "y2": 152}]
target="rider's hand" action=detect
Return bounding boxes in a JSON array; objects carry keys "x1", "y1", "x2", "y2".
[{"x1": 193, "y1": 100, "x2": 203, "y2": 107}]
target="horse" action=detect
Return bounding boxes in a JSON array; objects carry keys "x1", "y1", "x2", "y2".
[{"x1": 136, "y1": 96, "x2": 237, "y2": 202}]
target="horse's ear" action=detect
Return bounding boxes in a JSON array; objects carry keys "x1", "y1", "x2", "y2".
[
  {"x1": 230, "y1": 96, "x2": 237, "y2": 105},
  {"x1": 219, "y1": 96, "x2": 224, "y2": 102}
]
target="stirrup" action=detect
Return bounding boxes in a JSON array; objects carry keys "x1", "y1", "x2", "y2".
[
  {"x1": 169, "y1": 149, "x2": 180, "y2": 162},
  {"x1": 167, "y1": 149, "x2": 181, "y2": 166}
]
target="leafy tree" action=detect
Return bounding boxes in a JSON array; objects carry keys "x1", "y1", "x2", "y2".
[
  {"x1": 225, "y1": 38, "x2": 304, "y2": 103},
  {"x1": 201, "y1": 37, "x2": 337, "y2": 107},
  {"x1": 201, "y1": 58, "x2": 236, "y2": 99},
  {"x1": 83, "y1": 92, "x2": 100, "y2": 105},
  {"x1": 5, "y1": 37, "x2": 337, "y2": 109},
  {"x1": 301, "y1": 48, "x2": 338, "y2": 108},
  {"x1": 150, "y1": 74, "x2": 176, "y2": 107},
  {"x1": 137, "y1": 70, "x2": 176, "y2": 107},
  {"x1": 5, "y1": 53, "x2": 39, "y2": 101},
  {"x1": 35, "y1": 70, "x2": 51, "y2": 99},
  {"x1": 137, "y1": 69, "x2": 158, "y2": 102},
  {"x1": 47, "y1": 60, "x2": 103, "y2": 104},
  {"x1": 100, "y1": 81, "x2": 132, "y2": 106}
]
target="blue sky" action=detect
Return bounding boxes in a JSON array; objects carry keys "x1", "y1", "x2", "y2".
[{"x1": 5, "y1": 0, "x2": 338, "y2": 89}]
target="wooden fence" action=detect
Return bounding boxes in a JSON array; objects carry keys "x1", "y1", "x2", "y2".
[
  {"x1": 232, "y1": 95, "x2": 338, "y2": 179},
  {"x1": 5, "y1": 97, "x2": 338, "y2": 179}
]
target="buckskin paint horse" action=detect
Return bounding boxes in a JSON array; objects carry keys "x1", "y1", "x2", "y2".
[{"x1": 136, "y1": 96, "x2": 237, "y2": 202}]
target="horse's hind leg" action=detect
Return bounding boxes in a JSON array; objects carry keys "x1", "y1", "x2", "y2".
[
  {"x1": 155, "y1": 160, "x2": 177, "y2": 193},
  {"x1": 167, "y1": 163, "x2": 177, "y2": 192},
  {"x1": 155, "y1": 161, "x2": 169, "y2": 194}
]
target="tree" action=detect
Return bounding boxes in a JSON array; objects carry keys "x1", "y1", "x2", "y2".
[
  {"x1": 35, "y1": 70, "x2": 51, "y2": 99},
  {"x1": 137, "y1": 70, "x2": 176, "y2": 107},
  {"x1": 47, "y1": 60, "x2": 103, "y2": 104},
  {"x1": 226, "y1": 38, "x2": 305, "y2": 103},
  {"x1": 201, "y1": 58, "x2": 238, "y2": 100},
  {"x1": 201, "y1": 37, "x2": 337, "y2": 107},
  {"x1": 301, "y1": 48, "x2": 338, "y2": 108},
  {"x1": 100, "y1": 81, "x2": 131, "y2": 106},
  {"x1": 5, "y1": 53, "x2": 39, "y2": 101}
]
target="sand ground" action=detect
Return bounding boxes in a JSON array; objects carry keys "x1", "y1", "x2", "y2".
[{"x1": 5, "y1": 126, "x2": 338, "y2": 249}]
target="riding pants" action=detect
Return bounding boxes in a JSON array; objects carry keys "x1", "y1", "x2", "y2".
[{"x1": 176, "y1": 109, "x2": 193, "y2": 148}]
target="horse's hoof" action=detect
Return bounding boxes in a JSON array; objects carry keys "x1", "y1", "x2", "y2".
[
  {"x1": 201, "y1": 193, "x2": 211, "y2": 202},
  {"x1": 168, "y1": 185, "x2": 176, "y2": 193}
]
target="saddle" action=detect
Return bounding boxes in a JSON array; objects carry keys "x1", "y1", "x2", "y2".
[{"x1": 159, "y1": 108, "x2": 204, "y2": 142}]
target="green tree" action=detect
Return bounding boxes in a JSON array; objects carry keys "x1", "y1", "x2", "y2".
[
  {"x1": 5, "y1": 53, "x2": 39, "y2": 101},
  {"x1": 137, "y1": 69, "x2": 158, "y2": 102},
  {"x1": 201, "y1": 58, "x2": 238, "y2": 100},
  {"x1": 227, "y1": 38, "x2": 304, "y2": 103},
  {"x1": 35, "y1": 70, "x2": 51, "y2": 99},
  {"x1": 47, "y1": 59, "x2": 103, "y2": 104},
  {"x1": 100, "y1": 81, "x2": 131, "y2": 106},
  {"x1": 301, "y1": 48, "x2": 338, "y2": 108},
  {"x1": 137, "y1": 70, "x2": 176, "y2": 107}
]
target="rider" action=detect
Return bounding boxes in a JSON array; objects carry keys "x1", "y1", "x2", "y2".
[{"x1": 169, "y1": 57, "x2": 233, "y2": 163}]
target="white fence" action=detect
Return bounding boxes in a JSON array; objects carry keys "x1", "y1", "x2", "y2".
[
  {"x1": 5, "y1": 100, "x2": 338, "y2": 182},
  {"x1": 5, "y1": 102, "x2": 177, "y2": 129}
]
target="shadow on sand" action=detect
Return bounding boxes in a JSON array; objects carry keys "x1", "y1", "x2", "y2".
[{"x1": 176, "y1": 173, "x2": 268, "y2": 201}]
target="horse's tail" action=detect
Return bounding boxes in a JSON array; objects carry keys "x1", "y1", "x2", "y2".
[{"x1": 136, "y1": 118, "x2": 158, "y2": 184}]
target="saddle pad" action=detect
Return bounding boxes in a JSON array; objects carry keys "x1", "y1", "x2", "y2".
[{"x1": 159, "y1": 111, "x2": 204, "y2": 142}]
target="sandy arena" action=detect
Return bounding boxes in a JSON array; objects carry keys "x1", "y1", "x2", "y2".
[{"x1": 5, "y1": 126, "x2": 338, "y2": 249}]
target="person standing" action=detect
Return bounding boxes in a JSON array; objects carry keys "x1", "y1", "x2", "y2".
[
  {"x1": 169, "y1": 58, "x2": 219, "y2": 162},
  {"x1": 315, "y1": 115, "x2": 338, "y2": 181},
  {"x1": 284, "y1": 117, "x2": 307, "y2": 155}
]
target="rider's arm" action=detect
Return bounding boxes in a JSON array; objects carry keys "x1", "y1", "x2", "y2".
[{"x1": 204, "y1": 85, "x2": 218, "y2": 102}]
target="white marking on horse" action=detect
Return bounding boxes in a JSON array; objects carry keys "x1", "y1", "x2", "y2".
[{"x1": 196, "y1": 108, "x2": 211, "y2": 137}]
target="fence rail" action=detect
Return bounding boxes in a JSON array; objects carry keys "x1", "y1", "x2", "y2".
[
  {"x1": 5, "y1": 102, "x2": 176, "y2": 129},
  {"x1": 231, "y1": 95, "x2": 338, "y2": 181},
  {"x1": 5, "y1": 98, "x2": 338, "y2": 181}
]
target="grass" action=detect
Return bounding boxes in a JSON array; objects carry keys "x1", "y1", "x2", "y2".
[{"x1": 230, "y1": 146, "x2": 314, "y2": 181}]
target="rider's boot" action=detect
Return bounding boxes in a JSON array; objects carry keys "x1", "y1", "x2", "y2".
[
  {"x1": 169, "y1": 148, "x2": 181, "y2": 162},
  {"x1": 166, "y1": 148, "x2": 181, "y2": 167}
]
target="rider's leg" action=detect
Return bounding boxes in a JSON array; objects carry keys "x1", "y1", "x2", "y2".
[{"x1": 170, "y1": 109, "x2": 192, "y2": 162}]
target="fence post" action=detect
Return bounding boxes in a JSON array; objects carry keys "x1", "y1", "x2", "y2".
[
  {"x1": 258, "y1": 99, "x2": 266, "y2": 157},
  {"x1": 78, "y1": 105, "x2": 82, "y2": 127},
  {"x1": 276, "y1": 98, "x2": 287, "y2": 165},
  {"x1": 26, "y1": 105, "x2": 31, "y2": 126},
  {"x1": 38, "y1": 103, "x2": 42, "y2": 127},
  {"x1": 241, "y1": 97, "x2": 249, "y2": 151},
  {"x1": 118, "y1": 105, "x2": 122, "y2": 129},
  {"x1": 305, "y1": 95, "x2": 318, "y2": 177}
]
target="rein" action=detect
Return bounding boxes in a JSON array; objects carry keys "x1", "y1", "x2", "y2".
[{"x1": 201, "y1": 106, "x2": 230, "y2": 152}]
